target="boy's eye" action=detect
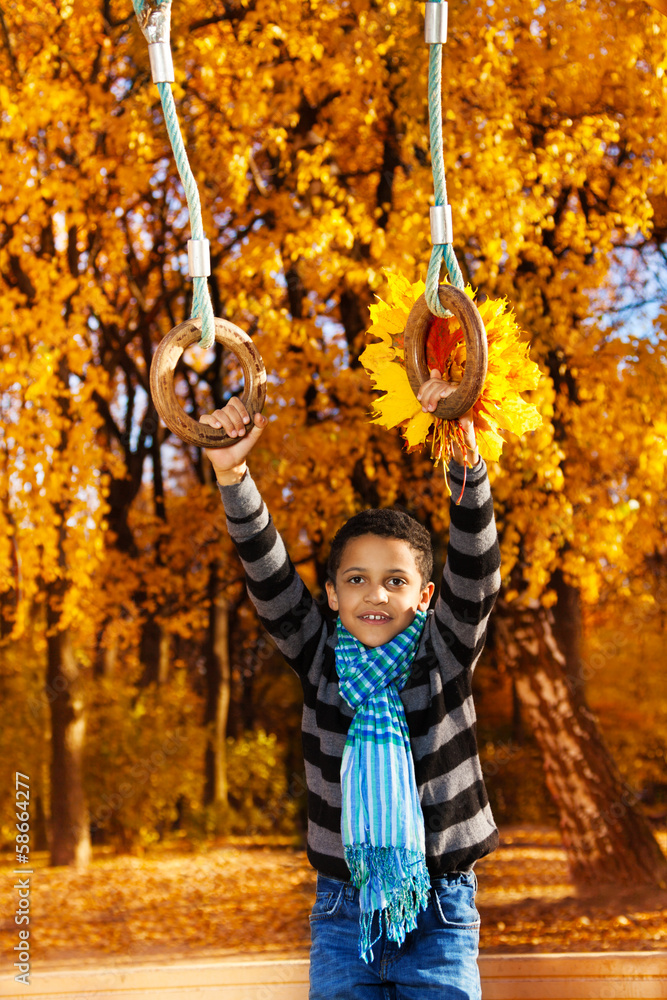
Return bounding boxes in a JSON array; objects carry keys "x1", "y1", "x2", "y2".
[
  {"x1": 389, "y1": 578, "x2": 406, "y2": 587},
  {"x1": 347, "y1": 576, "x2": 363, "y2": 584}
]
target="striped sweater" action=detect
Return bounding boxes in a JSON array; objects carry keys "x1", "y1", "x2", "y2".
[{"x1": 218, "y1": 457, "x2": 502, "y2": 880}]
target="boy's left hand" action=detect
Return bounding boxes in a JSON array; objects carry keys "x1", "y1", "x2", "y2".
[{"x1": 417, "y1": 368, "x2": 479, "y2": 467}]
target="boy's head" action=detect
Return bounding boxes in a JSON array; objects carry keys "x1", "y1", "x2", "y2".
[{"x1": 325, "y1": 509, "x2": 435, "y2": 648}]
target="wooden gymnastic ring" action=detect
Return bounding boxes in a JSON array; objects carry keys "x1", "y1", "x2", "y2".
[
  {"x1": 150, "y1": 316, "x2": 267, "y2": 448},
  {"x1": 404, "y1": 285, "x2": 488, "y2": 420}
]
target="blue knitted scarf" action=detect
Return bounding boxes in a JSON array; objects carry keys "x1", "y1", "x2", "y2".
[{"x1": 335, "y1": 610, "x2": 431, "y2": 964}]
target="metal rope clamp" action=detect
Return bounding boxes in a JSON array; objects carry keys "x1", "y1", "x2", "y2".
[
  {"x1": 135, "y1": 0, "x2": 267, "y2": 448},
  {"x1": 135, "y1": 0, "x2": 175, "y2": 83}
]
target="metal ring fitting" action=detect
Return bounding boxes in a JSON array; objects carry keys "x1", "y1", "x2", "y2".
[
  {"x1": 187, "y1": 239, "x2": 211, "y2": 278},
  {"x1": 404, "y1": 285, "x2": 488, "y2": 420},
  {"x1": 150, "y1": 317, "x2": 267, "y2": 448},
  {"x1": 425, "y1": 2, "x2": 448, "y2": 44},
  {"x1": 148, "y1": 41, "x2": 175, "y2": 83},
  {"x1": 430, "y1": 204, "x2": 453, "y2": 245}
]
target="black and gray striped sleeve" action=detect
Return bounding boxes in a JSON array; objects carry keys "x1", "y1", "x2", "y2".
[
  {"x1": 217, "y1": 470, "x2": 326, "y2": 680},
  {"x1": 433, "y1": 458, "x2": 501, "y2": 678}
]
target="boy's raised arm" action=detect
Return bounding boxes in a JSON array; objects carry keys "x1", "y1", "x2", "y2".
[
  {"x1": 418, "y1": 370, "x2": 501, "y2": 678},
  {"x1": 201, "y1": 402, "x2": 326, "y2": 680},
  {"x1": 435, "y1": 457, "x2": 501, "y2": 678}
]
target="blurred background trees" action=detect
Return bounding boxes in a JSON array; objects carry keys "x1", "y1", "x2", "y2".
[{"x1": 0, "y1": 0, "x2": 666, "y2": 883}]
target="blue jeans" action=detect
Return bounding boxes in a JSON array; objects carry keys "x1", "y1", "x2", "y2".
[{"x1": 309, "y1": 870, "x2": 481, "y2": 1000}]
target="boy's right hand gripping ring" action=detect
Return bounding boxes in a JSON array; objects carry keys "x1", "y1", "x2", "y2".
[
  {"x1": 150, "y1": 317, "x2": 267, "y2": 448},
  {"x1": 404, "y1": 285, "x2": 488, "y2": 420}
]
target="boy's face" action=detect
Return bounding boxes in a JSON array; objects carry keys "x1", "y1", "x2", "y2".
[{"x1": 325, "y1": 533, "x2": 435, "y2": 648}]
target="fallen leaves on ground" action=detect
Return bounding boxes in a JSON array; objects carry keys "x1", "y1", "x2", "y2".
[
  {"x1": 475, "y1": 828, "x2": 667, "y2": 952},
  {"x1": 1, "y1": 827, "x2": 665, "y2": 966}
]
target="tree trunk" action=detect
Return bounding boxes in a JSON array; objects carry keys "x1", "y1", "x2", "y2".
[
  {"x1": 138, "y1": 620, "x2": 170, "y2": 687},
  {"x1": 34, "y1": 755, "x2": 51, "y2": 852},
  {"x1": 46, "y1": 594, "x2": 91, "y2": 868},
  {"x1": 510, "y1": 679, "x2": 524, "y2": 746},
  {"x1": 137, "y1": 411, "x2": 170, "y2": 688},
  {"x1": 94, "y1": 627, "x2": 117, "y2": 677},
  {"x1": 203, "y1": 563, "x2": 231, "y2": 807},
  {"x1": 47, "y1": 352, "x2": 91, "y2": 869},
  {"x1": 550, "y1": 568, "x2": 587, "y2": 711},
  {"x1": 495, "y1": 579, "x2": 667, "y2": 887},
  {"x1": 32, "y1": 795, "x2": 50, "y2": 852}
]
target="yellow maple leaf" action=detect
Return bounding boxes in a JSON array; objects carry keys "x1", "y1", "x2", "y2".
[{"x1": 360, "y1": 273, "x2": 543, "y2": 481}]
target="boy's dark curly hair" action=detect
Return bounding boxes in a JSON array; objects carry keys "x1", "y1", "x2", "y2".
[{"x1": 326, "y1": 508, "x2": 433, "y2": 588}]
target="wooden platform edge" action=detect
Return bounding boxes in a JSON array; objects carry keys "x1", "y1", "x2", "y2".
[{"x1": 2, "y1": 952, "x2": 666, "y2": 1000}]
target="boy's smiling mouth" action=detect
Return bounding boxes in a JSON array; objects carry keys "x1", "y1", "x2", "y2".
[{"x1": 358, "y1": 613, "x2": 393, "y2": 622}]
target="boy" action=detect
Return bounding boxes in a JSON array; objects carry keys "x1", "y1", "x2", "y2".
[{"x1": 201, "y1": 369, "x2": 501, "y2": 1000}]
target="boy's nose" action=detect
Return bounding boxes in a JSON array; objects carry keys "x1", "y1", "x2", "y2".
[{"x1": 364, "y1": 586, "x2": 389, "y2": 603}]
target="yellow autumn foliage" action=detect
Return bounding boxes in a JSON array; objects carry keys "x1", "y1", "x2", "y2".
[
  {"x1": 0, "y1": 0, "x2": 662, "y2": 637},
  {"x1": 360, "y1": 272, "x2": 542, "y2": 467}
]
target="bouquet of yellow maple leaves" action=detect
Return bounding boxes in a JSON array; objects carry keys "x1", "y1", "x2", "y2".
[{"x1": 359, "y1": 273, "x2": 542, "y2": 492}]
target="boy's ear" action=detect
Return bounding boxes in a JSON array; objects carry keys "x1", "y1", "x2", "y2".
[
  {"x1": 419, "y1": 580, "x2": 435, "y2": 610},
  {"x1": 325, "y1": 580, "x2": 338, "y2": 611}
]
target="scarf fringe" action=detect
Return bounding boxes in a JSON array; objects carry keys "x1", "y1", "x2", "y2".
[{"x1": 345, "y1": 844, "x2": 431, "y2": 963}]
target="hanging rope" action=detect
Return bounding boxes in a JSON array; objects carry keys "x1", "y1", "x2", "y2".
[
  {"x1": 424, "y1": 1, "x2": 464, "y2": 317},
  {"x1": 133, "y1": 0, "x2": 215, "y2": 350}
]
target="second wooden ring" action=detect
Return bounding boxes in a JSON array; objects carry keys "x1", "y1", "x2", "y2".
[
  {"x1": 404, "y1": 285, "x2": 488, "y2": 420},
  {"x1": 150, "y1": 317, "x2": 267, "y2": 448}
]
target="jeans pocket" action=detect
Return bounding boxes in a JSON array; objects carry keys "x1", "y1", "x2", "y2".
[
  {"x1": 431, "y1": 875, "x2": 480, "y2": 929},
  {"x1": 309, "y1": 885, "x2": 345, "y2": 922}
]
